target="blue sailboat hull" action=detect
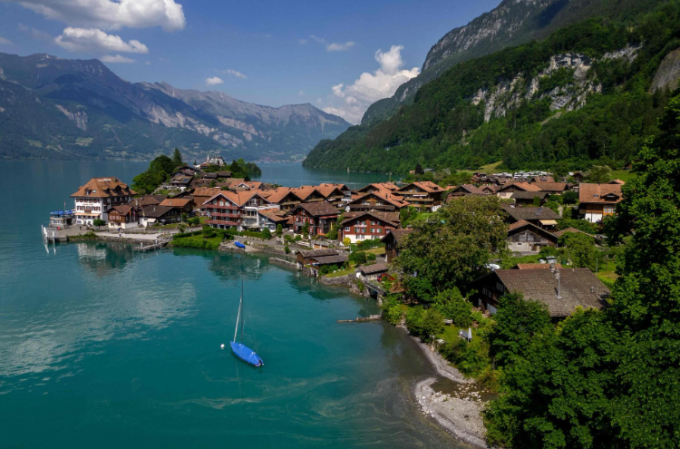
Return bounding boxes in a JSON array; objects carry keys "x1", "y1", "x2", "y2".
[
  {"x1": 234, "y1": 241, "x2": 246, "y2": 249},
  {"x1": 230, "y1": 341, "x2": 263, "y2": 367}
]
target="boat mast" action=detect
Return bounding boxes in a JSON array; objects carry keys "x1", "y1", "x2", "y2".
[
  {"x1": 233, "y1": 286, "x2": 241, "y2": 343},
  {"x1": 240, "y1": 278, "x2": 245, "y2": 342}
]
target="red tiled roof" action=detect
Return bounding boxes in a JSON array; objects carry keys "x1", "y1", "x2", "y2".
[{"x1": 578, "y1": 183, "x2": 623, "y2": 205}]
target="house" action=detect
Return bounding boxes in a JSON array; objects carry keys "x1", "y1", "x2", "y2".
[
  {"x1": 359, "y1": 263, "x2": 389, "y2": 281},
  {"x1": 316, "y1": 184, "x2": 347, "y2": 207},
  {"x1": 339, "y1": 211, "x2": 400, "y2": 243},
  {"x1": 229, "y1": 180, "x2": 263, "y2": 191},
  {"x1": 199, "y1": 154, "x2": 227, "y2": 168},
  {"x1": 578, "y1": 183, "x2": 623, "y2": 223},
  {"x1": 160, "y1": 197, "x2": 195, "y2": 215},
  {"x1": 295, "y1": 249, "x2": 348, "y2": 270},
  {"x1": 446, "y1": 184, "x2": 487, "y2": 201},
  {"x1": 571, "y1": 172, "x2": 586, "y2": 183},
  {"x1": 503, "y1": 205, "x2": 561, "y2": 229},
  {"x1": 319, "y1": 183, "x2": 352, "y2": 197},
  {"x1": 129, "y1": 194, "x2": 166, "y2": 213},
  {"x1": 174, "y1": 165, "x2": 199, "y2": 177},
  {"x1": 290, "y1": 202, "x2": 340, "y2": 236},
  {"x1": 261, "y1": 187, "x2": 303, "y2": 212},
  {"x1": 107, "y1": 205, "x2": 138, "y2": 230},
  {"x1": 346, "y1": 190, "x2": 409, "y2": 212},
  {"x1": 290, "y1": 186, "x2": 327, "y2": 203},
  {"x1": 381, "y1": 228, "x2": 413, "y2": 263},
  {"x1": 191, "y1": 187, "x2": 221, "y2": 213},
  {"x1": 532, "y1": 181, "x2": 568, "y2": 194},
  {"x1": 257, "y1": 208, "x2": 290, "y2": 232},
  {"x1": 470, "y1": 267, "x2": 610, "y2": 318},
  {"x1": 530, "y1": 175, "x2": 556, "y2": 183},
  {"x1": 203, "y1": 191, "x2": 278, "y2": 231},
  {"x1": 496, "y1": 182, "x2": 542, "y2": 199},
  {"x1": 511, "y1": 191, "x2": 549, "y2": 206},
  {"x1": 397, "y1": 181, "x2": 446, "y2": 210},
  {"x1": 71, "y1": 177, "x2": 135, "y2": 225},
  {"x1": 507, "y1": 220, "x2": 559, "y2": 255},
  {"x1": 354, "y1": 182, "x2": 400, "y2": 196},
  {"x1": 139, "y1": 205, "x2": 181, "y2": 227}
]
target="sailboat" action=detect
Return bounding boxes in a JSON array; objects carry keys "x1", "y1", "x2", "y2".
[{"x1": 230, "y1": 278, "x2": 264, "y2": 367}]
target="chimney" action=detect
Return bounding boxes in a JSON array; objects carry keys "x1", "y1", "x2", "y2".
[{"x1": 556, "y1": 270, "x2": 562, "y2": 299}]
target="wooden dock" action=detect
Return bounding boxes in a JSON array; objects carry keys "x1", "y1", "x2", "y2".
[
  {"x1": 133, "y1": 241, "x2": 168, "y2": 252},
  {"x1": 337, "y1": 314, "x2": 382, "y2": 323}
]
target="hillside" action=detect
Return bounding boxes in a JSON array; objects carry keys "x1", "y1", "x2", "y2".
[
  {"x1": 304, "y1": 0, "x2": 680, "y2": 173},
  {"x1": 0, "y1": 53, "x2": 350, "y2": 161}
]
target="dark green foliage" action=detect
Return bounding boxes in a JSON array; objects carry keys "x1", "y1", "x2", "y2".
[
  {"x1": 398, "y1": 196, "x2": 508, "y2": 302},
  {"x1": 562, "y1": 190, "x2": 579, "y2": 204},
  {"x1": 559, "y1": 231, "x2": 598, "y2": 268},
  {"x1": 172, "y1": 148, "x2": 183, "y2": 167},
  {"x1": 275, "y1": 224, "x2": 283, "y2": 236},
  {"x1": 433, "y1": 288, "x2": 473, "y2": 327},
  {"x1": 172, "y1": 230, "x2": 203, "y2": 240},
  {"x1": 284, "y1": 244, "x2": 291, "y2": 254},
  {"x1": 487, "y1": 293, "x2": 553, "y2": 368},
  {"x1": 588, "y1": 165, "x2": 613, "y2": 183},
  {"x1": 557, "y1": 218, "x2": 599, "y2": 234},
  {"x1": 261, "y1": 228, "x2": 272, "y2": 240},
  {"x1": 440, "y1": 336, "x2": 490, "y2": 378},
  {"x1": 131, "y1": 154, "x2": 175, "y2": 194},
  {"x1": 355, "y1": 239, "x2": 383, "y2": 250},
  {"x1": 93, "y1": 219, "x2": 106, "y2": 227},
  {"x1": 382, "y1": 296, "x2": 404, "y2": 325},
  {"x1": 304, "y1": 3, "x2": 679, "y2": 173},
  {"x1": 349, "y1": 251, "x2": 367, "y2": 265},
  {"x1": 406, "y1": 307, "x2": 444, "y2": 343},
  {"x1": 538, "y1": 67, "x2": 575, "y2": 94},
  {"x1": 367, "y1": 253, "x2": 377, "y2": 262}
]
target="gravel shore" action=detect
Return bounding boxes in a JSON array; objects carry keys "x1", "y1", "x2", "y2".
[{"x1": 411, "y1": 334, "x2": 489, "y2": 448}]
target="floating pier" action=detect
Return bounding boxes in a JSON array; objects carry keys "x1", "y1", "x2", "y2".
[{"x1": 337, "y1": 314, "x2": 382, "y2": 323}]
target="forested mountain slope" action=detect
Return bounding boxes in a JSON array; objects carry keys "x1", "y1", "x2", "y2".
[
  {"x1": 0, "y1": 53, "x2": 350, "y2": 161},
  {"x1": 304, "y1": 1, "x2": 680, "y2": 173}
]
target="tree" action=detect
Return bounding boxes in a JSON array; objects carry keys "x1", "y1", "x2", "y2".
[
  {"x1": 415, "y1": 163, "x2": 424, "y2": 175},
  {"x1": 132, "y1": 155, "x2": 175, "y2": 194},
  {"x1": 553, "y1": 161, "x2": 569, "y2": 179},
  {"x1": 588, "y1": 165, "x2": 612, "y2": 184},
  {"x1": 301, "y1": 222, "x2": 310, "y2": 236},
  {"x1": 559, "y1": 231, "x2": 597, "y2": 269},
  {"x1": 261, "y1": 228, "x2": 272, "y2": 240},
  {"x1": 275, "y1": 224, "x2": 283, "y2": 236},
  {"x1": 177, "y1": 223, "x2": 187, "y2": 234},
  {"x1": 486, "y1": 293, "x2": 552, "y2": 367},
  {"x1": 172, "y1": 148, "x2": 183, "y2": 167},
  {"x1": 93, "y1": 218, "x2": 106, "y2": 228},
  {"x1": 397, "y1": 196, "x2": 508, "y2": 302},
  {"x1": 433, "y1": 287, "x2": 473, "y2": 327}
]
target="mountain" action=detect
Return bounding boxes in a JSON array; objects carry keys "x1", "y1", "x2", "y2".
[
  {"x1": 361, "y1": 0, "x2": 667, "y2": 126},
  {"x1": 0, "y1": 53, "x2": 350, "y2": 161},
  {"x1": 304, "y1": 0, "x2": 680, "y2": 173}
]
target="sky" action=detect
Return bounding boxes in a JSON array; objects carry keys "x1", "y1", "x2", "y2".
[{"x1": 0, "y1": 0, "x2": 501, "y2": 124}]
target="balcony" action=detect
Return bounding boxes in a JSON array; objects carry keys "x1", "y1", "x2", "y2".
[
  {"x1": 206, "y1": 219, "x2": 240, "y2": 227},
  {"x1": 210, "y1": 212, "x2": 241, "y2": 218},
  {"x1": 207, "y1": 204, "x2": 239, "y2": 211}
]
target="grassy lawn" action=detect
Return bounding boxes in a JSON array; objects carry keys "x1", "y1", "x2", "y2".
[
  {"x1": 412, "y1": 212, "x2": 434, "y2": 223},
  {"x1": 363, "y1": 247, "x2": 386, "y2": 255},
  {"x1": 478, "y1": 161, "x2": 503, "y2": 174},
  {"x1": 170, "y1": 234, "x2": 223, "y2": 250},
  {"x1": 610, "y1": 170, "x2": 637, "y2": 183},
  {"x1": 325, "y1": 266, "x2": 357, "y2": 278}
]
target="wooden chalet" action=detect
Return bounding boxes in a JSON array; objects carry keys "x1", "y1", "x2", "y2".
[
  {"x1": 503, "y1": 205, "x2": 561, "y2": 229},
  {"x1": 578, "y1": 183, "x2": 623, "y2": 223},
  {"x1": 397, "y1": 181, "x2": 446, "y2": 210},
  {"x1": 107, "y1": 205, "x2": 137, "y2": 230},
  {"x1": 381, "y1": 228, "x2": 413, "y2": 264},
  {"x1": 339, "y1": 211, "x2": 400, "y2": 243},
  {"x1": 346, "y1": 190, "x2": 409, "y2": 213},
  {"x1": 507, "y1": 219, "x2": 558, "y2": 255},
  {"x1": 446, "y1": 184, "x2": 487, "y2": 201},
  {"x1": 290, "y1": 202, "x2": 340, "y2": 236}
]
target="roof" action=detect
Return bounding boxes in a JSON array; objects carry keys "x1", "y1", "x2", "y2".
[
  {"x1": 290, "y1": 186, "x2": 321, "y2": 201},
  {"x1": 516, "y1": 263, "x2": 563, "y2": 270},
  {"x1": 448, "y1": 184, "x2": 487, "y2": 195},
  {"x1": 297, "y1": 249, "x2": 340, "y2": 258},
  {"x1": 349, "y1": 190, "x2": 410, "y2": 209},
  {"x1": 578, "y1": 183, "x2": 623, "y2": 205},
  {"x1": 260, "y1": 187, "x2": 297, "y2": 204},
  {"x1": 381, "y1": 228, "x2": 413, "y2": 245},
  {"x1": 295, "y1": 201, "x2": 339, "y2": 217},
  {"x1": 141, "y1": 205, "x2": 175, "y2": 219},
  {"x1": 511, "y1": 191, "x2": 549, "y2": 200},
  {"x1": 398, "y1": 181, "x2": 446, "y2": 193},
  {"x1": 108, "y1": 204, "x2": 133, "y2": 215},
  {"x1": 503, "y1": 205, "x2": 561, "y2": 221},
  {"x1": 356, "y1": 182, "x2": 400, "y2": 193},
  {"x1": 159, "y1": 198, "x2": 193, "y2": 208},
  {"x1": 71, "y1": 177, "x2": 134, "y2": 198},
  {"x1": 192, "y1": 187, "x2": 222, "y2": 198},
  {"x1": 170, "y1": 175, "x2": 192, "y2": 185},
  {"x1": 492, "y1": 268, "x2": 610, "y2": 317},
  {"x1": 359, "y1": 263, "x2": 389, "y2": 275},
  {"x1": 507, "y1": 219, "x2": 559, "y2": 241},
  {"x1": 531, "y1": 176, "x2": 556, "y2": 183},
  {"x1": 341, "y1": 211, "x2": 400, "y2": 227},
  {"x1": 205, "y1": 190, "x2": 271, "y2": 207},
  {"x1": 498, "y1": 182, "x2": 543, "y2": 193},
  {"x1": 311, "y1": 254, "x2": 349, "y2": 265},
  {"x1": 316, "y1": 184, "x2": 345, "y2": 198},
  {"x1": 532, "y1": 181, "x2": 568, "y2": 192},
  {"x1": 258, "y1": 208, "x2": 288, "y2": 222}
]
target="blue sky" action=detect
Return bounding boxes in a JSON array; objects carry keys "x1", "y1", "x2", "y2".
[{"x1": 0, "y1": 0, "x2": 500, "y2": 123}]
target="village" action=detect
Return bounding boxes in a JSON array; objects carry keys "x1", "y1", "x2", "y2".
[{"x1": 45, "y1": 154, "x2": 623, "y2": 324}]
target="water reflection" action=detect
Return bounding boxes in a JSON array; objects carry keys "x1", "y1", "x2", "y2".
[{"x1": 76, "y1": 242, "x2": 133, "y2": 275}]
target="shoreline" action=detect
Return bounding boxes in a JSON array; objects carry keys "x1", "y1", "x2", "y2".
[{"x1": 407, "y1": 330, "x2": 489, "y2": 448}]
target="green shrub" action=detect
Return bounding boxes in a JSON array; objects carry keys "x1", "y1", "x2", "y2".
[
  {"x1": 562, "y1": 190, "x2": 578, "y2": 204},
  {"x1": 356, "y1": 239, "x2": 383, "y2": 250},
  {"x1": 261, "y1": 228, "x2": 272, "y2": 240},
  {"x1": 406, "y1": 307, "x2": 444, "y2": 342},
  {"x1": 349, "y1": 251, "x2": 367, "y2": 265},
  {"x1": 367, "y1": 253, "x2": 377, "y2": 262},
  {"x1": 284, "y1": 244, "x2": 291, "y2": 254},
  {"x1": 440, "y1": 338, "x2": 490, "y2": 377},
  {"x1": 434, "y1": 288, "x2": 473, "y2": 327}
]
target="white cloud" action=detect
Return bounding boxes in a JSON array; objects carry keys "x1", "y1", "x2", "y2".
[
  {"x1": 298, "y1": 38, "x2": 307, "y2": 45},
  {"x1": 18, "y1": 23, "x2": 53, "y2": 42},
  {"x1": 310, "y1": 35, "x2": 355, "y2": 52},
  {"x1": 10, "y1": 0, "x2": 185, "y2": 32},
  {"x1": 299, "y1": 90, "x2": 305, "y2": 96},
  {"x1": 101, "y1": 54, "x2": 135, "y2": 63},
  {"x1": 55, "y1": 27, "x2": 148, "y2": 54},
  {"x1": 326, "y1": 41, "x2": 354, "y2": 52},
  {"x1": 0, "y1": 36, "x2": 11, "y2": 45},
  {"x1": 205, "y1": 76, "x2": 224, "y2": 86},
  {"x1": 323, "y1": 45, "x2": 420, "y2": 124},
  {"x1": 223, "y1": 69, "x2": 247, "y2": 79}
]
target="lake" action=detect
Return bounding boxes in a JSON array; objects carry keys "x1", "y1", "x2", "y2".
[{"x1": 0, "y1": 161, "x2": 460, "y2": 448}]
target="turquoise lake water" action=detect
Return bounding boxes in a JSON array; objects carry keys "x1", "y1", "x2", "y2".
[{"x1": 0, "y1": 161, "x2": 461, "y2": 448}]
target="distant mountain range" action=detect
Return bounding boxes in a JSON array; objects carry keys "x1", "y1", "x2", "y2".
[{"x1": 0, "y1": 53, "x2": 350, "y2": 161}]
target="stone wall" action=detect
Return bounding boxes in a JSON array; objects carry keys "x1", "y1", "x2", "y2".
[
  {"x1": 269, "y1": 258, "x2": 298, "y2": 270},
  {"x1": 320, "y1": 274, "x2": 355, "y2": 287}
]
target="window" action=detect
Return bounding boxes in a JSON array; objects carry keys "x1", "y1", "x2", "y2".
[
  {"x1": 345, "y1": 227, "x2": 350, "y2": 232},
  {"x1": 604, "y1": 206, "x2": 615, "y2": 214}
]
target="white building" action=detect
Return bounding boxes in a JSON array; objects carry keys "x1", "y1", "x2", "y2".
[{"x1": 71, "y1": 177, "x2": 135, "y2": 225}]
